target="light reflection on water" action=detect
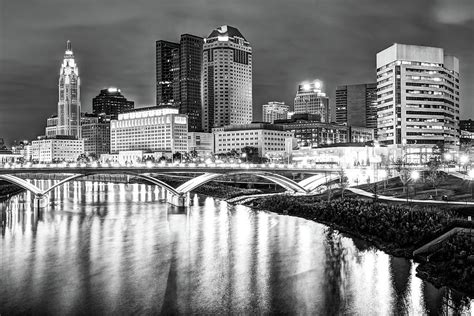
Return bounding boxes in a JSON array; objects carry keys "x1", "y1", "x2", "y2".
[{"x1": 0, "y1": 180, "x2": 472, "y2": 314}]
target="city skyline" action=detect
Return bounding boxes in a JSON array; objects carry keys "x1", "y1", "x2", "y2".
[{"x1": 1, "y1": 0, "x2": 473, "y2": 143}]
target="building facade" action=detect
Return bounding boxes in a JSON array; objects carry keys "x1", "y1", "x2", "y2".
[
  {"x1": 156, "y1": 34, "x2": 204, "y2": 131},
  {"x1": 45, "y1": 115, "x2": 58, "y2": 137},
  {"x1": 213, "y1": 123, "x2": 293, "y2": 157},
  {"x1": 81, "y1": 114, "x2": 111, "y2": 157},
  {"x1": 460, "y1": 119, "x2": 474, "y2": 132},
  {"x1": 57, "y1": 41, "x2": 81, "y2": 138},
  {"x1": 293, "y1": 81, "x2": 330, "y2": 122},
  {"x1": 202, "y1": 25, "x2": 252, "y2": 132},
  {"x1": 92, "y1": 88, "x2": 134, "y2": 119},
  {"x1": 156, "y1": 40, "x2": 180, "y2": 106},
  {"x1": 335, "y1": 83, "x2": 377, "y2": 131},
  {"x1": 175, "y1": 34, "x2": 204, "y2": 132},
  {"x1": 187, "y1": 132, "x2": 214, "y2": 156},
  {"x1": 110, "y1": 107, "x2": 188, "y2": 154},
  {"x1": 262, "y1": 101, "x2": 289, "y2": 123},
  {"x1": 275, "y1": 116, "x2": 374, "y2": 148},
  {"x1": 376, "y1": 44, "x2": 460, "y2": 154},
  {"x1": 31, "y1": 136, "x2": 84, "y2": 163}
]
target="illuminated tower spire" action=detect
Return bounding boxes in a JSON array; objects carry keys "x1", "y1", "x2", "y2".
[{"x1": 57, "y1": 40, "x2": 81, "y2": 138}]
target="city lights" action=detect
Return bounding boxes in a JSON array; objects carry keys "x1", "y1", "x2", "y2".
[{"x1": 0, "y1": 5, "x2": 472, "y2": 313}]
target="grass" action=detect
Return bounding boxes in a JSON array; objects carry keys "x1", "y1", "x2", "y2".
[{"x1": 357, "y1": 173, "x2": 473, "y2": 202}]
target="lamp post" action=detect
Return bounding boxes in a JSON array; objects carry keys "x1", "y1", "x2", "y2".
[
  {"x1": 460, "y1": 155, "x2": 469, "y2": 173},
  {"x1": 469, "y1": 169, "x2": 474, "y2": 199},
  {"x1": 411, "y1": 170, "x2": 420, "y2": 199},
  {"x1": 444, "y1": 153, "x2": 452, "y2": 172},
  {"x1": 242, "y1": 152, "x2": 247, "y2": 164}
]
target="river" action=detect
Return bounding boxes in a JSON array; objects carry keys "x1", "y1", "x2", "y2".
[{"x1": 1, "y1": 180, "x2": 473, "y2": 314}]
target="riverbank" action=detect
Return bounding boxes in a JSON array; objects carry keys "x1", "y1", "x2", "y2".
[{"x1": 247, "y1": 194, "x2": 474, "y2": 297}]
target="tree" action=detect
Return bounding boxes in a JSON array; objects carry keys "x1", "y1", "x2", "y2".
[
  {"x1": 426, "y1": 160, "x2": 445, "y2": 197},
  {"x1": 394, "y1": 158, "x2": 410, "y2": 194},
  {"x1": 172, "y1": 152, "x2": 182, "y2": 162},
  {"x1": 88, "y1": 153, "x2": 98, "y2": 161},
  {"x1": 431, "y1": 142, "x2": 445, "y2": 162},
  {"x1": 77, "y1": 153, "x2": 89, "y2": 163},
  {"x1": 337, "y1": 168, "x2": 350, "y2": 198},
  {"x1": 189, "y1": 149, "x2": 198, "y2": 159},
  {"x1": 241, "y1": 146, "x2": 260, "y2": 163}
]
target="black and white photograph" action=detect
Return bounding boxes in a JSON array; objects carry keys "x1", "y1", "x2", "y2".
[{"x1": 1, "y1": 0, "x2": 473, "y2": 314}]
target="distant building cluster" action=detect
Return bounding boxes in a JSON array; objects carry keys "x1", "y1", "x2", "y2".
[{"x1": 1, "y1": 27, "x2": 465, "y2": 165}]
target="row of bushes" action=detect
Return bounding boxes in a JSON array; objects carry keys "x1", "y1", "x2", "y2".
[
  {"x1": 417, "y1": 234, "x2": 474, "y2": 296},
  {"x1": 254, "y1": 196, "x2": 455, "y2": 252}
]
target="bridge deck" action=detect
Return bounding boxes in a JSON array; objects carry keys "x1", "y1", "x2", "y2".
[{"x1": 0, "y1": 166, "x2": 338, "y2": 175}]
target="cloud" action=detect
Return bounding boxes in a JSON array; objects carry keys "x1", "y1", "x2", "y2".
[
  {"x1": 0, "y1": 0, "x2": 473, "y2": 143},
  {"x1": 434, "y1": 0, "x2": 474, "y2": 24}
]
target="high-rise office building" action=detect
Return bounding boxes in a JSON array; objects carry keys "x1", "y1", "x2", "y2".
[
  {"x1": 156, "y1": 40, "x2": 180, "y2": 106},
  {"x1": 335, "y1": 83, "x2": 377, "y2": 130},
  {"x1": 202, "y1": 25, "x2": 252, "y2": 132},
  {"x1": 156, "y1": 34, "x2": 204, "y2": 131},
  {"x1": 57, "y1": 41, "x2": 81, "y2": 138},
  {"x1": 293, "y1": 81, "x2": 330, "y2": 122},
  {"x1": 92, "y1": 88, "x2": 134, "y2": 119},
  {"x1": 262, "y1": 101, "x2": 289, "y2": 123},
  {"x1": 376, "y1": 44, "x2": 460, "y2": 157}
]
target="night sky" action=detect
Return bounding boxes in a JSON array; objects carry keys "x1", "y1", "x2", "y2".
[{"x1": 1, "y1": 0, "x2": 473, "y2": 144}]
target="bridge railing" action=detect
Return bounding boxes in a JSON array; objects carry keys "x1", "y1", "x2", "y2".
[{"x1": 0, "y1": 161, "x2": 344, "y2": 171}]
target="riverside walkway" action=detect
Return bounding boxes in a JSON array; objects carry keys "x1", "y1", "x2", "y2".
[{"x1": 347, "y1": 187, "x2": 474, "y2": 206}]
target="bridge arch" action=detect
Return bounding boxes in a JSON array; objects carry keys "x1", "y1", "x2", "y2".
[
  {"x1": 176, "y1": 171, "x2": 308, "y2": 194},
  {"x1": 43, "y1": 172, "x2": 180, "y2": 196},
  {"x1": 0, "y1": 174, "x2": 43, "y2": 196},
  {"x1": 1, "y1": 172, "x2": 180, "y2": 197},
  {"x1": 299, "y1": 174, "x2": 340, "y2": 192}
]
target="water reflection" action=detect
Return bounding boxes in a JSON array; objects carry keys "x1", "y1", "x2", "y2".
[{"x1": 0, "y1": 180, "x2": 472, "y2": 314}]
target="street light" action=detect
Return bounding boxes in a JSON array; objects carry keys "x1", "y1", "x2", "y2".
[
  {"x1": 460, "y1": 155, "x2": 469, "y2": 172},
  {"x1": 241, "y1": 152, "x2": 247, "y2": 163},
  {"x1": 469, "y1": 169, "x2": 474, "y2": 199},
  {"x1": 411, "y1": 170, "x2": 420, "y2": 198}
]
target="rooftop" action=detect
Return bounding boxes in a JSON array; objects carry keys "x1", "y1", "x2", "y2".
[{"x1": 208, "y1": 25, "x2": 247, "y2": 41}]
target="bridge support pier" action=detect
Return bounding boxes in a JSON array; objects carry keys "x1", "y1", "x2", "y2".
[
  {"x1": 33, "y1": 194, "x2": 49, "y2": 209},
  {"x1": 166, "y1": 193, "x2": 189, "y2": 208}
]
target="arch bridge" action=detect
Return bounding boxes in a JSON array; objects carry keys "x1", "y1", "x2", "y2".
[{"x1": 0, "y1": 165, "x2": 341, "y2": 207}]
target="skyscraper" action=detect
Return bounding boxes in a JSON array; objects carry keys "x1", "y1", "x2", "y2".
[
  {"x1": 262, "y1": 101, "x2": 289, "y2": 123},
  {"x1": 57, "y1": 40, "x2": 81, "y2": 138},
  {"x1": 376, "y1": 44, "x2": 460, "y2": 157},
  {"x1": 202, "y1": 25, "x2": 252, "y2": 132},
  {"x1": 156, "y1": 40, "x2": 180, "y2": 107},
  {"x1": 293, "y1": 81, "x2": 330, "y2": 123},
  {"x1": 335, "y1": 83, "x2": 377, "y2": 130},
  {"x1": 156, "y1": 34, "x2": 204, "y2": 131},
  {"x1": 92, "y1": 88, "x2": 134, "y2": 119}
]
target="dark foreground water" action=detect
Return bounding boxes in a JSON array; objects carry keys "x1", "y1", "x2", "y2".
[{"x1": 1, "y1": 180, "x2": 473, "y2": 314}]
